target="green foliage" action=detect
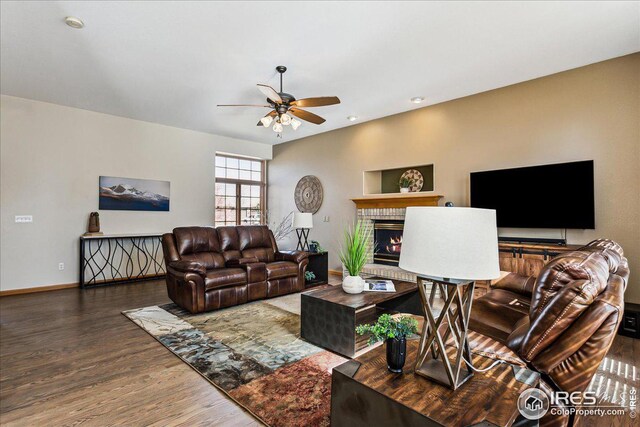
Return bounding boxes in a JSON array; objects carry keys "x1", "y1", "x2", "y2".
[
  {"x1": 399, "y1": 177, "x2": 414, "y2": 189},
  {"x1": 305, "y1": 270, "x2": 316, "y2": 281},
  {"x1": 338, "y1": 221, "x2": 372, "y2": 277},
  {"x1": 310, "y1": 240, "x2": 325, "y2": 253},
  {"x1": 355, "y1": 314, "x2": 418, "y2": 346}
]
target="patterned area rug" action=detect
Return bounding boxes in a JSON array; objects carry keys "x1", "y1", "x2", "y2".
[{"x1": 123, "y1": 290, "x2": 347, "y2": 427}]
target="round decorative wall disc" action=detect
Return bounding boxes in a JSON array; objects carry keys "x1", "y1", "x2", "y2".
[
  {"x1": 294, "y1": 175, "x2": 323, "y2": 213},
  {"x1": 400, "y1": 169, "x2": 424, "y2": 192}
]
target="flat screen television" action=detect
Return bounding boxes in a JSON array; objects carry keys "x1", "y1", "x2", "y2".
[{"x1": 470, "y1": 160, "x2": 595, "y2": 229}]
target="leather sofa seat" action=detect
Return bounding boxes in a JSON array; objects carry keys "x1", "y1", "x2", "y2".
[
  {"x1": 469, "y1": 288, "x2": 530, "y2": 343},
  {"x1": 266, "y1": 261, "x2": 298, "y2": 280},
  {"x1": 162, "y1": 225, "x2": 309, "y2": 313},
  {"x1": 205, "y1": 268, "x2": 247, "y2": 290}
]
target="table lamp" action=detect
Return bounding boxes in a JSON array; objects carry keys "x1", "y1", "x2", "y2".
[
  {"x1": 399, "y1": 207, "x2": 499, "y2": 389},
  {"x1": 292, "y1": 212, "x2": 313, "y2": 251}
]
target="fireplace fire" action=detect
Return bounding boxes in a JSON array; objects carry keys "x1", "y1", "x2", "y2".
[{"x1": 373, "y1": 219, "x2": 404, "y2": 266}]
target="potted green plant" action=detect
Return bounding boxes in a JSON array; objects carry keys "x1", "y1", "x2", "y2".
[
  {"x1": 399, "y1": 177, "x2": 414, "y2": 193},
  {"x1": 338, "y1": 221, "x2": 372, "y2": 294},
  {"x1": 356, "y1": 314, "x2": 418, "y2": 373},
  {"x1": 304, "y1": 270, "x2": 316, "y2": 282}
]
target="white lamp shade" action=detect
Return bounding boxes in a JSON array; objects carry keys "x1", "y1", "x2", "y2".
[
  {"x1": 399, "y1": 207, "x2": 500, "y2": 280},
  {"x1": 292, "y1": 212, "x2": 313, "y2": 229}
]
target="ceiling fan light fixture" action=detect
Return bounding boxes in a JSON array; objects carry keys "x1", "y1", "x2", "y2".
[
  {"x1": 411, "y1": 96, "x2": 425, "y2": 104},
  {"x1": 260, "y1": 116, "x2": 274, "y2": 127},
  {"x1": 280, "y1": 113, "x2": 292, "y2": 125},
  {"x1": 218, "y1": 66, "x2": 339, "y2": 136}
]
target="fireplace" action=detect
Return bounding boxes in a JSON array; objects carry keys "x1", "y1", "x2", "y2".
[{"x1": 373, "y1": 219, "x2": 404, "y2": 266}]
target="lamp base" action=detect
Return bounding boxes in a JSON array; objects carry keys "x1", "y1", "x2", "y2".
[
  {"x1": 296, "y1": 228, "x2": 310, "y2": 251},
  {"x1": 414, "y1": 275, "x2": 476, "y2": 390},
  {"x1": 415, "y1": 358, "x2": 473, "y2": 389}
]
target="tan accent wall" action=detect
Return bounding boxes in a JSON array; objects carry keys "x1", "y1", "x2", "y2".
[
  {"x1": 0, "y1": 95, "x2": 272, "y2": 292},
  {"x1": 269, "y1": 53, "x2": 640, "y2": 303}
]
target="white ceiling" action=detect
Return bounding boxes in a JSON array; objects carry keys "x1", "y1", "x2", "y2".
[{"x1": 1, "y1": 1, "x2": 638, "y2": 145}]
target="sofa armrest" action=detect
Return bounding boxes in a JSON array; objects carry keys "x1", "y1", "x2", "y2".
[
  {"x1": 491, "y1": 272, "x2": 536, "y2": 297},
  {"x1": 165, "y1": 262, "x2": 206, "y2": 313},
  {"x1": 226, "y1": 257, "x2": 260, "y2": 268},
  {"x1": 506, "y1": 316, "x2": 530, "y2": 353},
  {"x1": 168, "y1": 260, "x2": 206, "y2": 275},
  {"x1": 276, "y1": 251, "x2": 309, "y2": 263}
]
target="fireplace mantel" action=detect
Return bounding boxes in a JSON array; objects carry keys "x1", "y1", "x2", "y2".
[{"x1": 351, "y1": 194, "x2": 443, "y2": 209}]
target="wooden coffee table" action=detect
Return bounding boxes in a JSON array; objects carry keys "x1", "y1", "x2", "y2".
[
  {"x1": 331, "y1": 339, "x2": 540, "y2": 426},
  {"x1": 300, "y1": 279, "x2": 422, "y2": 358}
]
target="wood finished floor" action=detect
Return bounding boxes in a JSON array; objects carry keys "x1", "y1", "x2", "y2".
[{"x1": 0, "y1": 279, "x2": 637, "y2": 426}]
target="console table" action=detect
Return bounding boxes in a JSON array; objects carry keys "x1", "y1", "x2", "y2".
[
  {"x1": 331, "y1": 339, "x2": 539, "y2": 426},
  {"x1": 79, "y1": 234, "x2": 166, "y2": 288}
]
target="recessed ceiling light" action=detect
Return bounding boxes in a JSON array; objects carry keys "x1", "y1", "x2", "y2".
[
  {"x1": 65, "y1": 16, "x2": 84, "y2": 29},
  {"x1": 347, "y1": 116, "x2": 358, "y2": 122},
  {"x1": 410, "y1": 97, "x2": 425, "y2": 104}
]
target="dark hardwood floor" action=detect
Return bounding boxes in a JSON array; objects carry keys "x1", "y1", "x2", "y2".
[
  {"x1": 0, "y1": 280, "x2": 260, "y2": 426},
  {"x1": 0, "y1": 278, "x2": 636, "y2": 426}
]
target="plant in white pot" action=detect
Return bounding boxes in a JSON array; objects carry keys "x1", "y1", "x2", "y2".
[
  {"x1": 399, "y1": 177, "x2": 414, "y2": 194},
  {"x1": 339, "y1": 221, "x2": 372, "y2": 294}
]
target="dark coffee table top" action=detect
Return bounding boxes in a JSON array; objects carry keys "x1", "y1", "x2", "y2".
[
  {"x1": 302, "y1": 278, "x2": 417, "y2": 310},
  {"x1": 334, "y1": 339, "x2": 539, "y2": 426}
]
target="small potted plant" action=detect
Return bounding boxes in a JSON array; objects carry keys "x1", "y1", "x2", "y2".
[
  {"x1": 399, "y1": 177, "x2": 414, "y2": 193},
  {"x1": 305, "y1": 270, "x2": 316, "y2": 282},
  {"x1": 356, "y1": 314, "x2": 418, "y2": 373},
  {"x1": 338, "y1": 221, "x2": 372, "y2": 294}
]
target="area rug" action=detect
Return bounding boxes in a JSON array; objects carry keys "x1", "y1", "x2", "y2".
[{"x1": 123, "y1": 289, "x2": 347, "y2": 427}]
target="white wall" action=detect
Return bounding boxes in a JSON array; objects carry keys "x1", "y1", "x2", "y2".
[{"x1": 0, "y1": 95, "x2": 272, "y2": 291}]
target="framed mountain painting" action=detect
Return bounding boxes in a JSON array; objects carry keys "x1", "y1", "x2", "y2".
[{"x1": 99, "y1": 176, "x2": 170, "y2": 211}]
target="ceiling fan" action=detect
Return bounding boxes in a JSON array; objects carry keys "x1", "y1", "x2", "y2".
[{"x1": 217, "y1": 66, "x2": 340, "y2": 134}]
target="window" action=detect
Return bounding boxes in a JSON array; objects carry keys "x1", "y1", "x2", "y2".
[{"x1": 215, "y1": 154, "x2": 266, "y2": 226}]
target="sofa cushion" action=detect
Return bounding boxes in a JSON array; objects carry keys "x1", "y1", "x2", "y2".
[
  {"x1": 217, "y1": 226, "x2": 243, "y2": 262},
  {"x1": 173, "y1": 227, "x2": 225, "y2": 269},
  {"x1": 204, "y1": 268, "x2": 247, "y2": 290},
  {"x1": 469, "y1": 289, "x2": 530, "y2": 344},
  {"x1": 265, "y1": 261, "x2": 297, "y2": 280},
  {"x1": 239, "y1": 226, "x2": 276, "y2": 263},
  {"x1": 491, "y1": 272, "x2": 536, "y2": 296},
  {"x1": 174, "y1": 226, "x2": 220, "y2": 254}
]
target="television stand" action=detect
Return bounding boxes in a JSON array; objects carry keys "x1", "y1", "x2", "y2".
[
  {"x1": 497, "y1": 240, "x2": 581, "y2": 277},
  {"x1": 498, "y1": 235, "x2": 566, "y2": 246}
]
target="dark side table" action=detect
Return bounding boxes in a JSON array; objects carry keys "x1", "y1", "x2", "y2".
[
  {"x1": 331, "y1": 339, "x2": 539, "y2": 426},
  {"x1": 305, "y1": 251, "x2": 328, "y2": 288}
]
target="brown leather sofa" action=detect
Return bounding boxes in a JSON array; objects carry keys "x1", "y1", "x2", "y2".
[
  {"x1": 161, "y1": 225, "x2": 309, "y2": 313},
  {"x1": 469, "y1": 239, "x2": 628, "y2": 426}
]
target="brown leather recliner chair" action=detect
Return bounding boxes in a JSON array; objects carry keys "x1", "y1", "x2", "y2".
[
  {"x1": 162, "y1": 225, "x2": 309, "y2": 313},
  {"x1": 469, "y1": 239, "x2": 628, "y2": 426}
]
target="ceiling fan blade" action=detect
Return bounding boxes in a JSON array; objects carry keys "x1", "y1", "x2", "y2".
[
  {"x1": 257, "y1": 111, "x2": 277, "y2": 126},
  {"x1": 290, "y1": 96, "x2": 341, "y2": 108},
  {"x1": 289, "y1": 107, "x2": 326, "y2": 125},
  {"x1": 217, "y1": 104, "x2": 271, "y2": 107},
  {"x1": 257, "y1": 84, "x2": 283, "y2": 104}
]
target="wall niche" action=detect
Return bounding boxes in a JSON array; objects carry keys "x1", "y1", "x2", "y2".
[{"x1": 363, "y1": 164, "x2": 434, "y2": 195}]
